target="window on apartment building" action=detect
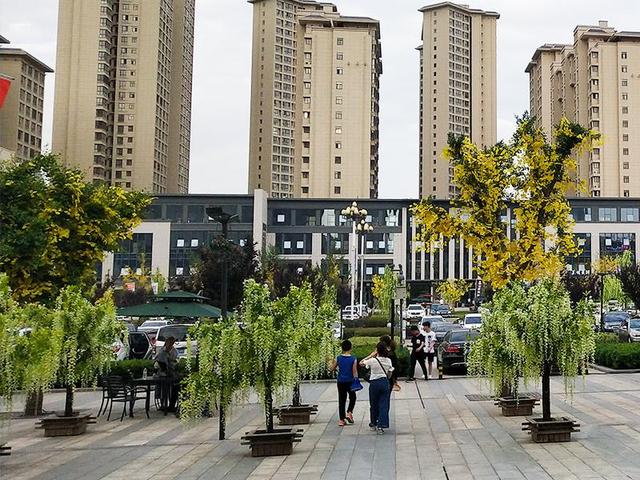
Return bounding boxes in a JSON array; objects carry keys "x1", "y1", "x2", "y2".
[
  {"x1": 622, "y1": 79, "x2": 628, "y2": 87},
  {"x1": 302, "y1": 156, "x2": 310, "y2": 164},
  {"x1": 336, "y1": 68, "x2": 343, "y2": 75},
  {"x1": 302, "y1": 171, "x2": 309, "y2": 179},
  {"x1": 623, "y1": 148, "x2": 629, "y2": 155},
  {"x1": 335, "y1": 127, "x2": 342, "y2": 134},
  {"x1": 304, "y1": 82, "x2": 311, "y2": 89},
  {"x1": 623, "y1": 134, "x2": 629, "y2": 141},
  {"x1": 624, "y1": 162, "x2": 630, "y2": 169},
  {"x1": 335, "y1": 112, "x2": 342, "y2": 119},
  {"x1": 337, "y1": 37, "x2": 344, "y2": 45},
  {"x1": 303, "y1": 96, "x2": 311, "y2": 104},
  {"x1": 302, "y1": 186, "x2": 309, "y2": 194},
  {"x1": 624, "y1": 190, "x2": 630, "y2": 197},
  {"x1": 305, "y1": 38, "x2": 312, "y2": 46},
  {"x1": 622, "y1": 65, "x2": 628, "y2": 73},
  {"x1": 336, "y1": 97, "x2": 343, "y2": 105},
  {"x1": 336, "y1": 82, "x2": 343, "y2": 90},
  {"x1": 623, "y1": 120, "x2": 629, "y2": 127},
  {"x1": 304, "y1": 67, "x2": 311, "y2": 75},
  {"x1": 335, "y1": 156, "x2": 342, "y2": 164},
  {"x1": 624, "y1": 176, "x2": 630, "y2": 184},
  {"x1": 335, "y1": 142, "x2": 342, "y2": 149},
  {"x1": 621, "y1": 51, "x2": 628, "y2": 59},
  {"x1": 303, "y1": 111, "x2": 310, "y2": 119},
  {"x1": 622, "y1": 93, "x2": 628, "y2": 100},
  {"x1": 336, "y1": 52, "x2": 343, "y2": 60},
  {"x1": 334, "y1": 186, "x2": 341, "y2": 194},
  {"x1": 304, "y1": 52, "x2": 312, "y2": 61},
  {"x1": 623, "y1": 107, "x2": 629, "y2": 114},
  {"x1": 334, "y1": 172, "x2": 341, "y2": 180}
]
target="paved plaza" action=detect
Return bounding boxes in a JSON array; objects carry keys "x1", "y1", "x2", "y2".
[{"x1": 2, "y1": 373, "x2": 640, "y2": 480}]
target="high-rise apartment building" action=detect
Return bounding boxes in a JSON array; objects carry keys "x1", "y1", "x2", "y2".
[
  {"x1": 248, "y1": 0, "x2": 382, "y2": 199},
  {"x1": 527, "y1": 21, "x2": 640, "y2": 198},
  {"x1": 0, "y1": 36, "x2": 53, "y2": 161},
  {"x1": 52, "y1": 0, "x2": 195, "y2": 193},
  {"x1": 418, "y1": 2, "x2": 498, "y2": 199}
]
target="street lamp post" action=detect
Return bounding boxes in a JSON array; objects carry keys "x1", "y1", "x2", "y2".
[
  {"x1": 341, "y1": 202, "x2": 368, "y2": 319},
  {"x1": 357, "y1": 221, "x2": 373, "y2": 311},
  {"x1": 206, "y1": 207, "x2": 238, "y2": 441},
  {"x1": 390, "y1": 265, "x2": 405, "y2": 340}
]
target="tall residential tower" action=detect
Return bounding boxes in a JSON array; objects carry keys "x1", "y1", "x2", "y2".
[
  {"x1": 0, "y1": 36, "x2": 53, "y2": 161},
  {"x1": 248, "y1": 0, "x2": 382, "y2": 199},
  {"x1": 52, "y1": 0, "x2": 195, "y2": 193},
  {"x1": 418, "y1": 2, "x2": 498, "y2": 198},
  {"x1": 527, "y1": 21, "x2": 640, "y2": 197}
]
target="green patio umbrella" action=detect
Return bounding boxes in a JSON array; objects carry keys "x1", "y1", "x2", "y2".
[{"x1": 117, "y1": 290, "x2": 222, "y2": 318}]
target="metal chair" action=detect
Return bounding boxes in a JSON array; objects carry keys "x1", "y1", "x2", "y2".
[{"x1": 104, "y1": 376, "x2": 131, "y2": 421}]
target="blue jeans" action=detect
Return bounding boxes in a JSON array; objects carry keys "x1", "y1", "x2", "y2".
[{"x1": 369, "y1": 378, "x2": 390, "y2": 428}]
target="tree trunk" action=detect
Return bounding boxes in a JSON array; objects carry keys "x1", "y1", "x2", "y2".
[
  {"x1": 24, "y1": 390, "x2": 44, "y2": 416},
  {"x1": 265, "y1": 388, "x2": 274, "y2": 433},
  {"x1": 500, "y1": 382, "x2": 511, "y2": 399},
  {"x1": 292, "y1": 383, "x2": 301, "y2": 407},
  {"x1": 542, "y1": 361, "x2": 551, "y2": 421},
  {"x1": 64, "y1": 385, "x2": 74, "y2": 417}
]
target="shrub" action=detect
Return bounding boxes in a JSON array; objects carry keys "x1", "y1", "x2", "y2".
[
  {"x1": 343, "y1": 327, "x2": 390, "y2": 339},
  {"x1": 594, "y1": 342, "x2": 640, "y2": 370},
  {"x1": 594, "y1": 332, "x2": 618, "y2": 344}
]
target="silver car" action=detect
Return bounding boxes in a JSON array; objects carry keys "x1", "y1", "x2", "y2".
[{"x1": 619, "y1": 317, "x2": 640, "y2": 342}]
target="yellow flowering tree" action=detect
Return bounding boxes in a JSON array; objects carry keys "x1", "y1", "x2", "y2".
[
  {"x1": 436, "y1": 279, "x2": 468, "y2": 311},
  {"x1": 372, "y1": 266, "x2": 398, "y2": 318}
]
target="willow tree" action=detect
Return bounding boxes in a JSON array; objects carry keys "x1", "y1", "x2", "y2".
[
  {"x1": 413, "y1": 115, "x2": 599, "y2": 422},
  {"x1": 372, "y1": 266, "x2": 398, "y2": 319}
]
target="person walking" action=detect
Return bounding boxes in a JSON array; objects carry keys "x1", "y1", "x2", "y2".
[
  {"x1": 422, "y1": 320, "x2": 437, "y2": 379},
  {"x1": 330, "y1": 339, "x2": 358, "y2": 426},
  {"x1": 407, "y1": 325, "x2": 429, "y2": 381},
  {"x1": 362, "y1": 335, "x2": 400, "y2": 393},
  {"x1": 361, "y1": 342, "x2": 394, "y2": 434}
]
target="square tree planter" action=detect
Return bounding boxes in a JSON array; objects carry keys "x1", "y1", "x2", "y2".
[
  {"x1": 495, "y1": 396, "x2": 539, "y2": 417},
  {"x1": 36, "y1": 413, "x2": 96, "y2": 437},
  {"x1": 241, "y1": 428, "x2": 303, "y2": 457},
  {"x1": 522, "y1": 417, "x2": 580, "y2": 443},
  {"x1": 275, "y1": 404, "x2": 318, "y2": 425}
]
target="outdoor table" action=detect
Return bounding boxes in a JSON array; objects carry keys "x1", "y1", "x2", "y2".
[
  {"x1": 130, "y1": 376, "x2": 182, "y2": 417},
  {"x1": 129, "y1": 377, "x2": 156, "y2": 418}
]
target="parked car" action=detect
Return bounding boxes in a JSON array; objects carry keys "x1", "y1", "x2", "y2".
[
  {"x1": 437, "y1": 329, "x2": 481, "y2": 373},
  {"x1": 112, "y1": 337, "x2": 128, "y2": 361},
  {"x1": 462, "y1": 313, "x2": 482, "y2": 330},
  {"x1": 432, "y1": 322, "x2": 457, "y2": 345},
  {"x1": 124, "y1": 322, "x2": 137, "y2": 333},
  {"x1": 603, "y1": 311, "x2": 630, "y2": 333},
  {"x1": 154, "y1": 324, "x2": 197, "y2": 359},
  {"x1": 331, "y1": 321, "x2": 343, "y2": 339},
  {"x1": 342, "y1": 306, "x2": 361, "y2": 321},
  {"x1": 128, "y1": 331, "x2": 152, "y2": 359},
  {"x1": 354, "y1": 304, "x2": 370, "y2": 317},
  {"x1": 139, "y1": 319, "x2": 171, "y2": 337},
  {"x1": 618, "y1": 317, "x2": 640, "y2": 343},
  {"x1": 421, "y1": 315, "x2": 445, "y2": 325},
  {"x1": 405, "y1": 304, "x2": 427, "y2": 319},
  {"x1": 430, "y1": 304, "x2": 451, "y2": 316}
]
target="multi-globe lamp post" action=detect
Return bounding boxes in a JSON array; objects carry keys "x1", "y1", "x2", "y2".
[
  {"x1": 341, "y1": 202, "x2": 368, "y2": 318},
  {"x1": 356, "y1": 219, "x2": 373, "y2": 310}
]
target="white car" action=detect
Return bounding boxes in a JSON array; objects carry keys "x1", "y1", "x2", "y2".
[
  {"x1": 139, "y1": 319, "x2": 171, "y2": 338},
  {"x1": 154, "y1": 324, "x2": 197, "y2": 359},
  {"x1": 421, "y1": 315, "x2": 444, "y2": 325},
  {"x1": 462, "y1": 313, "x2": 482, "y2": 330},
  {"x1": 342, "y1": 306, "x2": 360, "y2": 320},
  {"x1": 112, "y1": 337, "x2": 128, "y2": 361},
  {"x1": 405, "y1": 304, "x2": 427, "y2": 320}
]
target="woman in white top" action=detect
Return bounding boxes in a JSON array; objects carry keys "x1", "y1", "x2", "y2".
[{"x1": 360, "y1": 342, "x2": 394, "y2": 434}]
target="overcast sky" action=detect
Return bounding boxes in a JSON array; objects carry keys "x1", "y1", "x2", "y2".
[{"x1": 1, "y1": 1, "x2": 639, "y2": 198}]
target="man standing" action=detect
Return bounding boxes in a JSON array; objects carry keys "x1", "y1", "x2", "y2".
[
  {"x1": 154, "y1": 336, "x2": 178, "y2": 412},
  {"x1": 422, "y1": 321, "x2": 437, "y2": 379},
  {"x1": 406, "y1": 325, "x2": 428, "y2": 381}
]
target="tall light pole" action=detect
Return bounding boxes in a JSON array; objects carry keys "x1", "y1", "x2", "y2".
[
  {"x1": 341, "y1": 202, "x2": 367, "y2": 318},
  {"x1": 357, "y1": 220, "x2": 373, "y2": 310},
  {"x1": 206, "y1": 207, "x2": 238, "y2": 441}
]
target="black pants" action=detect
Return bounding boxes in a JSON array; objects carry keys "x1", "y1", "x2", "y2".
[
  {"x1": 410, "y1": 353, "x2": 428, "y2": 379},
  {"x1": 337, "y1": 381, "x2": 356, "y2": 420}
]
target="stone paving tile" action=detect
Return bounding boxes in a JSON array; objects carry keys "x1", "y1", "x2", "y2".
[{"x1": 4, "y1": 375, "x2": 640, "y2": 479}]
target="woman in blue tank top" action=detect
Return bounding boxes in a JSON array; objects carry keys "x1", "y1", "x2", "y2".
[{"x1": 330, "y1": 339, "x2": 358, "y2": 426}]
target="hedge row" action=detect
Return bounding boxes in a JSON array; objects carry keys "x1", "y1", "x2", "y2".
[
  {"x1": 343, "y1": 316, "x2": 389, "y2": 328},
  {"x1": 343, "y1": 327, "x2": 390, "y2": 339},
  {"x1": 594, "y1": 342, "x2": 640, "y2": 369},
  {"x1": 351, "y1": 344, "x2": 410, "y2": 378}
]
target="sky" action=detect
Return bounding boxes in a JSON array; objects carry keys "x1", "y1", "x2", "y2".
[{"x1": 1, "y1": 0, "x2": 639, "y2": 198}]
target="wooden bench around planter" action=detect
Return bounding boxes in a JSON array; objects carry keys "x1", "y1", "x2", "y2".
[
  {"x1": 274, "y1": 404, "x2": 318, "y2": 425},
  {"x1": 495, "y1": 396, "x2": 539, "y2": 417},
  {"x1": 36, "y1": 413, "x2": 96, "y2": 437},
  {"x1": 0, "y1": 443, "x2": 11, "y2": 456},
  {"x1": 522, "y1": 417, "x2": 580, "y2": 443},
  {"x1": 241, "y1": 428, "x2": 303, "y2": 457}
]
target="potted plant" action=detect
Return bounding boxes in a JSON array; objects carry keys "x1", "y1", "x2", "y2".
[
  {"x1": 276, "y1": 284, "x2": 336, "y2": 425},
  {"x1": 238, "y1": 280, "x2": 304, "y2": 456},
  {"x1": 0, "y1": 274, "x2": 62, "y2": 451},
  {"x1": 37, "y1": 288, "x2": 123, "y2": 437}
]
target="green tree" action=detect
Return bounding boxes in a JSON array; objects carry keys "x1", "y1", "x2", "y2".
[
  {"x1": 372, "y1": 266, "x2": 398, "y2": 318},
  {"x1": 436, "y1": 279, "x2": 468, "y2": 311},
  {"x1": 0, "y1": 154, "x2": 150, "y2": 303}
]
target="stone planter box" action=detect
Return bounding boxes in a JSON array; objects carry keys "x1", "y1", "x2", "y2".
[
  {"x1": 275, "y1": 404, "x2": 318, "y2": 425},
  {"x1": 0, "y1": 443, "x2": 10, "y2": 456},
  {"x1": 522, "y1": 417, "x2": 579, "y2": 443},
  {"x1": 241, "y1": 428, "x2": 303, "y2": 457},
  {"x1": 496, "y1": 396, "x2": 539, "y2": 417},
  {"x1": 36, "y1": 413, "x2": 95, "y2": 437}
]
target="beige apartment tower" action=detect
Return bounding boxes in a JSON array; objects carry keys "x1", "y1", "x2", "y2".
[
  {"x1": 0, "y1": 36, "x2": 53, "y2": 161},
  {"x1": 52, "y1": 0, "x2": 195, "y2": 193},
  {"x1": 418, "y1": 2, "x2": 498, "y2": 199},
  {"x1": 527, "y1": 21, "x2": 640, "y2": 198},
  {"x1": 248, "y1": 0, "x2": 382, "y2": 199}
]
